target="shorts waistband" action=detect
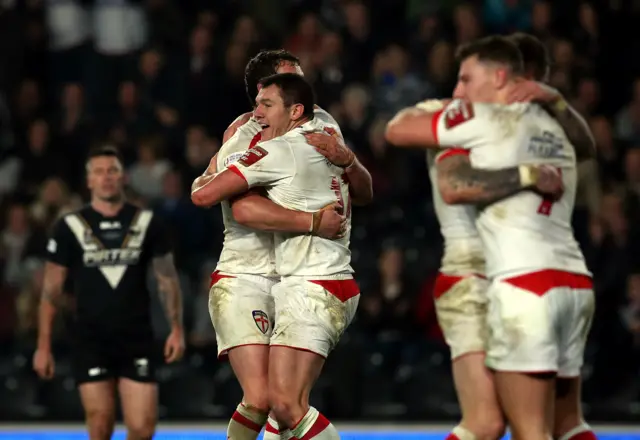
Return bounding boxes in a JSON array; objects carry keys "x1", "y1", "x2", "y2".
[
  {"x1": 280, "y1": 273, "x2": 354, "y2": 281},
  {"x1": 215, "y1": 271, "x2": 280, "y2": 284}
]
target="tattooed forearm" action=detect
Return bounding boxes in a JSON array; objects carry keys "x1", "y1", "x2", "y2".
[
  {"x1": 544, "y1": 100, "x2": 595, "y2": 161},
  {"x1": 153, "y1": 253, "x2": 183, "y2": 329},
  {"x1": 436, "y1": 154, "x2": 524, "y2": 206}
]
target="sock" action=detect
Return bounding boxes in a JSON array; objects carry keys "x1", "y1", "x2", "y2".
[
  {"x1": 558, "y1": 424, "x2": 597, "y2": 440},
  {"x1": 226, "y1": 402, "x2": 268, "y2": 440},
  {"x1": 446, "y1": 426, "x2": 477, "y2": 440},
  {"x1": 290, "y1": 407, "x2": 339, "y2": 439},
  {"x1": 263, "y1": 417, "x2": 281, "y2": 440}
]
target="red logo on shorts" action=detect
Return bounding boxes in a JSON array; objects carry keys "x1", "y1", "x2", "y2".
[{"x1": 252, "y1": 310, "x2": 270, "y2": 334}]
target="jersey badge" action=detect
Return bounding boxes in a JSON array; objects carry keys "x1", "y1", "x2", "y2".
[
  {"x1": 238, "y1": 146, "x2": 268, "y2": 167},
  {"x1": 444, "y1": 101, "x2": 474, "y2": 129},
  {"x1": 224, "y1": 152, "x2": 244, "y2": 167},
  {"x1": 252, "y1": 310, "x2": 270, "y2": 334}
]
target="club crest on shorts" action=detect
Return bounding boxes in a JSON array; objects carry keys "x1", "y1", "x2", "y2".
[{"x1": 252, "y1": 310, "x2": 270, "y2": 334}]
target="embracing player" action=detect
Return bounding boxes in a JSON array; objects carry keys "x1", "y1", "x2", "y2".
[
  {"x1": 386, "y1": 36, "x2": 595, "y2": 440},
  {"x1": 194, "y1": 51, "x2": 371, "y2": 440},
  {"x1": 193, "y1": 73, "x2": 360, "y2": 440}
]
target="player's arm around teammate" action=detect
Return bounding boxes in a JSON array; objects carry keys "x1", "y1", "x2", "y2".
[
  {"x1": 304, "y1": 127, "x2": 374, "y2": 205},
  {"x1": 191, "y1": 164, "x2": 344, "y2": 238},
  {"x1": 385, "y1": 102, "x2": 564, "y2": 205}
]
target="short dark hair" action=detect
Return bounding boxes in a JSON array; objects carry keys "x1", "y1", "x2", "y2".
[
  {"x1": 508, "y1": 32, "x2": 551, "y2": 82},
  {"x1": 244, "y1": 49, "x2": 300, "y2": 105},
  {"x1": 455, "y1": 35, "x2": 524, "y2": 76},
  {"x1": 86, "y1": 146, "x2": 124, "y2": 167},
  {"x1": 258, "y1": 73, "x2": 315, "y2": 120}
]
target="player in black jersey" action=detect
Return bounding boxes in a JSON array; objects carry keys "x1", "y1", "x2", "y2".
[{"x1": 33, "y1": 146, "x2": 185, "y2": 440}]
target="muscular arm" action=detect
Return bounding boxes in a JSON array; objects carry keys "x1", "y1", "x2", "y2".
[
  {"x1": 436, "y1": 153, "x2": 529, "y2": 205},
  {"x1": 231, "y1": 190, "x2": 315, "y2": 233},
  {"x1": 545, "y1": 98, "x2": 595, "y2": 161},
  {"x1": 385, "y1": 107, "x2": 441, "y2": 148},
  {"x1": 37, "y1": 262, "x2": 68, "y2": 351},
  {"x1": 345, "y1": 159, "x2": 373, "y2": 205},
  {"x1": 191, "y1": 168, "x2": 249, "y2": 207},
  {"x1": 152, "y1": 253, "x2": 183, "y2": 330},
  {"x1": 223, "y1": 112, "x2": 253, "y2": 143}
]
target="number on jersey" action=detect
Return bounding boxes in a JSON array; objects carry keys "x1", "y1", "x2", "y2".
[{"x1": 444, "y1": 101, "x2": 475, "y2": 129}]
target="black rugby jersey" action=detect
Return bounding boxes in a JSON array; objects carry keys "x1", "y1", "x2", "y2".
[{"x1": 46, "y1": 203, "x2": 171, "y2": 340}]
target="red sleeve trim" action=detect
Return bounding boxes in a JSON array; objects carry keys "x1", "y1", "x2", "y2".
[
  {"x1": 432, "y1": 109, "x2": 443, "y2": 145},
  {"x1": 227, "y1": 165, "x2": 247, "y2": 183},
  {"x1": 435, "y1": 148, "x2": 470, "y2": 163}
]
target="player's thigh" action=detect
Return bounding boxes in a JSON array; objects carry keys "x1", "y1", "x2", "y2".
[
  {"x1": 77, "y1": 380, "x2": 117, "y2": 435},
  {"x1": 270, "y1": 278, "x2": 359, "y2": 358},
  {"x1": 117, "y1": 378, "x2": 158, "y2": 437},
  {"x1": 485, "y1": 280, "x2": 558, "y2": 374},
  {"x1": 228, "y1": 345, "x2": 270, "y2": 409},
  {"x1": 557, "y1": 288, "x2": 595, "y2": 378},
  {"x1": 268, "y1": 345, "x2": 325, "y2": 405},
  {"x1": 434, "y1": 274, "x2": 489, "y2": 359},
  {"x1": 208, "y1": 273, "x2": 275, "y2": 357},
  {"x1": 494, "y1": 371, "x2": 555, "y2": 440}
]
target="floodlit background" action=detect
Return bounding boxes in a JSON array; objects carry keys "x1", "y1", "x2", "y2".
[{"x1": 0, "y1": 0, "x2": 639, "y2": 436}]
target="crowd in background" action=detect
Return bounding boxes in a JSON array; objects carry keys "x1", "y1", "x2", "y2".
[{"x1": 1, "y1": 0, "x2": 640, "y2": 421}]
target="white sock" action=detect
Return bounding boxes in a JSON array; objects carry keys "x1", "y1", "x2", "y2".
[
  {"x1": 226, "y1": 402, "x2": 267, "y2": 439},
  {"x1": 290, "y1": 407, "x2": 340, "y2": 439},
  {"x1": 263, "y1": 417, "x2": 281, "y2": 440}
]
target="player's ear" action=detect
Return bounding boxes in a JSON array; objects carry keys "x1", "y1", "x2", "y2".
[
  {"x1": 290, "y1": 103, "x2": 305, "y2": 120},
  {"x1": 494, "y1": 68, "x2": 509, "y2": 89}
]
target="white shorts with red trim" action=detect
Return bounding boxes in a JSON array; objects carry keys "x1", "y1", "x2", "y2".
[
  {"x1": 208, "y1": 270, "x2": 278, "y2": 358},
  {"x1": 434, "y1": 272, "x2": 490, "y2": 359},
  {"x1": 485, "y1": 269, "x2": 595, "y2": 377},
  {"x1": 270, "y1": 276, "x2": 360, "y2": 358}
]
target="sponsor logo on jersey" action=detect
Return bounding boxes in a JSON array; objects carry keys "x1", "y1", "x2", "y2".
[
  {"x1": 238, "y1": 146, "x2": 268, "y2": 167},
  {"x1": 527, "y1": 130, "x2": 563, "y2": 158},
  {"x1": 252, "y1": 310, "x2": 270, "y2": 334},
  {"x1": 99, "y1": 221, "x2": 121, "y2": 230},
  {"x1": 64, "y1": 210, "x2": 154, "y2": 289},
  {"x1": 444, "y1": 101, "x2": 474, "y2": 129},
  {"x1": 223, "y1": 152, "x2": 244, "y2": 167}
]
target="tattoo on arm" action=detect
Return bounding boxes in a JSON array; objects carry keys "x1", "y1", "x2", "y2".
[
  {"x1": 436, "y1": 154, "x2": 524, "y2": 206},
  {"x1": 545, "y1": 103, "x2": 595, "y2": 161},
  {"x1": 42, "y1": 263, "x2": 67, "y2": 309},
  {"x1": 153, "y1": 253, "x2": 183, "y2": 328}
]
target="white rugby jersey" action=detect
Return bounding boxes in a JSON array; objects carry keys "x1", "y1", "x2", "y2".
[
  {"x1": 433, "y1": 99, "x2": 590, "y2": 279},
  {"x1": 427, "y1": 150, "x2": 485, "y2": 275},
  {"x1": 215, "y1": 118, "x2": 276, "y2": 276},
  {"x1": 227, "y1": 116, "x2": 353, "y2": 277}
]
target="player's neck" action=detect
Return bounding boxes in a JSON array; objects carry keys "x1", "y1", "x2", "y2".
[{"x1": 91, "y1": 197, "x2": 125, "y2": 217}]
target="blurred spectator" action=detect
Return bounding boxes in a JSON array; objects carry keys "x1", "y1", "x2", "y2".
[
  {"x1": 128, "y1": 136, "x2": 171, "y2": 202},
  {"x1": 0, "y1": 203, "x2": 31, "y2": 288}
]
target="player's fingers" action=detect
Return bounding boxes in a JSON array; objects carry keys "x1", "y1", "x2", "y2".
[{"x1": 323, "y1": 126, "x2": 337, "y2": 136}]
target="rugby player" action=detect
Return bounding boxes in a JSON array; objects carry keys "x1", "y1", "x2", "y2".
[
  {"x1": 192, "y1": 73, "x2": 358, "y2": 440},
  {"x1": 193, "y1": 50, "x2": 371, "y2": 440},
  {"x1": 33, "y1": 147, "x2": 185, "y2": 440},
  {"x1": 385, "y1": 36, "x2": 595, "y2": 440}
]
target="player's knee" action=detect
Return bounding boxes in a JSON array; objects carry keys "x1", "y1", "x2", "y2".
[
  {"x1": 242, "y1": 394, "x2": 270, "y2": 414},
  {"x1": 125, "y1": 420, "x2": 155, "y2": 440},
  {"x1": 85, "y1": 409, "x2": 115, "y2": 440},
  {"x1": 268, "y1": 390, "x2": 304, "y2": 427},
  {"x1": 463, "y1": 414, "x2": 506, "y2": 440}
]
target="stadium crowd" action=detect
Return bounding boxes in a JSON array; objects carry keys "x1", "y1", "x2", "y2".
[{"x1": 0, "y1": 0, "x2": 640, "y2": 422}]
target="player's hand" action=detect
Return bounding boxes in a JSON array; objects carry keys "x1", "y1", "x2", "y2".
[
  {"x1": 313, "y1": 204, "x2": 347, "y2": 239},
  {"x1": 164, "y1": 328, "x2": 186, "y2": 363},
  {"x1": 507, "y1": 80, "x2": 560, "y2": 104},
  {"x1": 304, "y1": 127, "x2": 356, "y2": 168},
  {"x1": 33, "y1": 348, "x2": 55, "y2": 380},
  {"x1": 534, "y1": 165, "x2": 564, "y2": 200}
]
